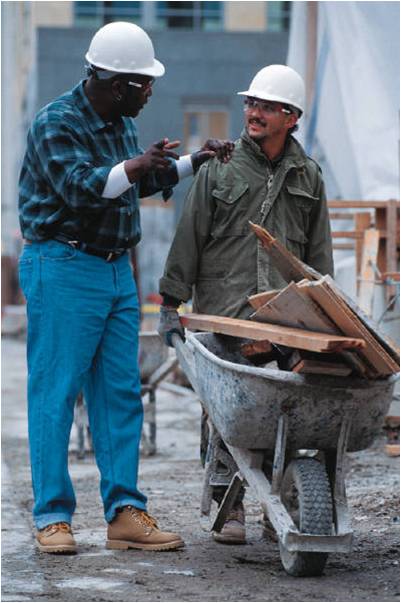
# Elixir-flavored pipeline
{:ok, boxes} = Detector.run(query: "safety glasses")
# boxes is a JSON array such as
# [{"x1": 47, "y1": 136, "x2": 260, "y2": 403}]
[{"x1": 243, "y1": 97, "x2": 292, "y2": 115}]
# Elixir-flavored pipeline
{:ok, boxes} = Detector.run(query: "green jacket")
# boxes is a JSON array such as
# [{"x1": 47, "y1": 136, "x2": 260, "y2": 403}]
[{"x1": 160, "y1": 130, "x2": 334, "y2": 319}]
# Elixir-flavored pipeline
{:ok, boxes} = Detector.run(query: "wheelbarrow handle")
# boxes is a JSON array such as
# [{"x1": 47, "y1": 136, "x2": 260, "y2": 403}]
[{"x1": 171, "y1": 333, "x2": 198, "y2": 391}]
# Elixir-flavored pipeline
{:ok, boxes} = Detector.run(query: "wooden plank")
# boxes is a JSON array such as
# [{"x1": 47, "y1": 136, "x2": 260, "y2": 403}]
[
  {"x1": 249, "y1": 222, "x2": 320, "y2": 282},
  {"x1": 357, "y1": 228, "x2": 380, "y2": 317},
  {"x1": 240, "y1": 340, "x2": 273, "y2": 357},
  {"x1": 355, "y1": 212, "x2": 372, "y2": 277},
  {"x1": 329, "y1": 212, "x2": 355, "y2": 220},
  {"x1": 328, "y1": 200, "x2": 400, "y2": 209},
  {"x1": 248, "y1": 289, "x2": 281, "y2": 310},
  {"x1": 251, "y1": 281, "x2": 340, "y2": 335},
  {"x1": 301, "y1": 278, "x2": 399, "y2": 376},
  {"x1": 180, "y1": 313, "x2": 366, "y2": 353},
  {"x1": 333, "y1": 243, "x2": 355, "y2": 250},
  {"x1": 324, "y1": 274, "x2": 400, "y2": 364},
  {"x1": 384, "y1": 200, "x2": 399, "y2": 301},
  {"x1": 292, "y1": 359, "x2": 353, "y2": 377}
]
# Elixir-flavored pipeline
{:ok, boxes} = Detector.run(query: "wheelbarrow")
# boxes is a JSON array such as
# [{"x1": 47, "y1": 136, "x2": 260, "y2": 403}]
[
  {"x1": 74, "y1": 331, "x2": 178, "y2": 458},
  {"x1": 172, "y1": 331, "x2": 397, "y2": 577}
]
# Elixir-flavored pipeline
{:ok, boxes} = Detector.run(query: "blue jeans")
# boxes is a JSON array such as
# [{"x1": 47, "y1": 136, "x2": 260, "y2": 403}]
[{"x1": 18, "y1": 240, "x2": 147, "y2": 529}]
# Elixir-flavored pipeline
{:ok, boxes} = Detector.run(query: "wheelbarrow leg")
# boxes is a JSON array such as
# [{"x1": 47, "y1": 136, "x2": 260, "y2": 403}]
[
  {"x1": 200, "y1": 420, "x2": 239, "y2": 530},
  {"x1": 333, "y1": 413, "x2": 353, "y2": 536},
  {"x1": 212, "y1": 472, "x2": 246, "y2": 533}
]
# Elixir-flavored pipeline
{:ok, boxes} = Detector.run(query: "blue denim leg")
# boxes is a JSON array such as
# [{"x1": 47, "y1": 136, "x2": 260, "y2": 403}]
[
  {"x1": 83, "y1": 255, "x2": 147, "y2": 522},
  {"x1": 18, "y1": 241, "x2": 146, "y2": 529}
]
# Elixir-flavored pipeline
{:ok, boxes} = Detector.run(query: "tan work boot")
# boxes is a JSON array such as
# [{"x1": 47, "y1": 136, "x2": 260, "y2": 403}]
[
  {"x1": 213, "y1": 503, "x2": 246, "y2": 544},
  {"x1": 36, "y1": 522, "x2": 77, "y2": 554},
  {"x1": 106, "y1": 506, "x2": 184, "y2": 551}
]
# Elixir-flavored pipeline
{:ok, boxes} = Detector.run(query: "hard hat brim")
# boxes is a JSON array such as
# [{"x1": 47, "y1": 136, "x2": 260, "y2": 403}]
[
  {"x1": 237, "y1": 89, "x2": 303, "y2": 114},
  {"x1": 85, "y1": 54, "x2": 165, "y2": 78}
]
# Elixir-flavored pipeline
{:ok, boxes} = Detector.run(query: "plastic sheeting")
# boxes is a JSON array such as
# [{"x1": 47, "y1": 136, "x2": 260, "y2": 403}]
[{"x1": 287, "y1": 1, "x2": 400, "y2": 201}]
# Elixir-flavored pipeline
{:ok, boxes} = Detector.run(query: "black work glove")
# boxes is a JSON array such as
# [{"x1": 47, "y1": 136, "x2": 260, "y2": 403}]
[
  {"x1": 157, "y1": 306, "x2": 185, "y2": 347},
  {"x1": 191, "y1": 139, "x2": 235, "y2": 171}
]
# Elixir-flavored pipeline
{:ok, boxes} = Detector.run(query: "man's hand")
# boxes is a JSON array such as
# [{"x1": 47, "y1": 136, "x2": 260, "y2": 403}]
[
  {"x1": 191, "y1": 139, "x2": 235, "y2": 171},
  {"x1": 157, "y1": 306, "x2": 185, "y2": 347},
  {"x1": 125, "y1": 138, "x2": 180, "y2": 182}
]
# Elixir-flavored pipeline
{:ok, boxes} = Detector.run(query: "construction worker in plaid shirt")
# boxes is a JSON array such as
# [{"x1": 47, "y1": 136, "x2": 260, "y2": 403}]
[{"x1": 18, "y1": 21, "x2": 233, "y2": 555}]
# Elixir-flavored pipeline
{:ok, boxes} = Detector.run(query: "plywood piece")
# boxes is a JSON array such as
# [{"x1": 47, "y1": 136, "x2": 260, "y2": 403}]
[
  {"x1": 358, "y1": 228, "x2": 380, "y2": 317},
  {"x1": 302, "y1": 277, "x2": 399, "y2": 376},
  {"x1": 180, "y1": 313, "x2": 366, "y2": 353},
  {"x1": 324, "y1": 275, "x2": 400, "y2": 364},
  {"x1": 249, "y1": 222, "x2": 321, "y2": 282},
  {"x1": 292, "y1": 359, "x2": 352, "y2": 377},
  {"x1": 248, "y1": 290, "x2": 281, "y2": 310},
  {"x1": 251, "y1": 282, "x2": 340, "y2": 335}
]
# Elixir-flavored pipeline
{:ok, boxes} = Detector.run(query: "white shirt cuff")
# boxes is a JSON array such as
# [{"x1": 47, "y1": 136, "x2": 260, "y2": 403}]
[
  {"x1": 175, "y1": 155, "x2": 194, "y2": 180},
  {"x1": 102, "y1": 161, "x2": 132, "y2": 198}
]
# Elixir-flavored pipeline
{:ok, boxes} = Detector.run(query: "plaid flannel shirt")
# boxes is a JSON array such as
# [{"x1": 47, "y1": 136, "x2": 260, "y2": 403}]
[{"x1": 19, "y1": 80, "x2": 176, "y2": 251}]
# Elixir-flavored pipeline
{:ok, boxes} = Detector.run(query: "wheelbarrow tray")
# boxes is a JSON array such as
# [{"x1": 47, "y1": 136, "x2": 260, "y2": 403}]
[{"x1": 183, "y1": 333, "x2": 397, "y2": 452}]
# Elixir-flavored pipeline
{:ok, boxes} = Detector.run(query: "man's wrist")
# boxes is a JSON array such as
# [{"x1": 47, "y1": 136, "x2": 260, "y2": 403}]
[{"x1": 161, "y1": 293, "x2": 181, "y2": 308}]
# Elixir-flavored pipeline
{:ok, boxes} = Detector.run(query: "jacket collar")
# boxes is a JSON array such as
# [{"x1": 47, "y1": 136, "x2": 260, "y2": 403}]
[
  {"x1": 72, "y1": 80, "x2": 125, "y2": 133},
  {"x1": 240, "y1": 128, "x2": 308, "y2": 170}
]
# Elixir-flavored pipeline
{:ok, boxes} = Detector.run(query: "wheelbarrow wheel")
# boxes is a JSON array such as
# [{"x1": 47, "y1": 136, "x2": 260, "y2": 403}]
[{"x1": 279, "y1": 458, "x2": 333, "y2": 577}]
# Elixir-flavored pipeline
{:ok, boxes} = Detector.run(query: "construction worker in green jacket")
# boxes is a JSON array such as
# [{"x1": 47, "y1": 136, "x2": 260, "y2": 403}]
[{"x1": 158, "y1": 65, "x2": 334, "y2": 544}]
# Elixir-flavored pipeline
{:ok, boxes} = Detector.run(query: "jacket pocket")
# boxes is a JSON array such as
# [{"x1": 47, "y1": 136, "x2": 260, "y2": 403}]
[
  {"x1": 287, "y1": 185, "x2": 318, "y2": 208},
  {"x1": 211, "y1": 182, "x2": 249, "y2": 237},
  {"x1": 286, "y1": 223, "x2": 308, "y2": 260}
]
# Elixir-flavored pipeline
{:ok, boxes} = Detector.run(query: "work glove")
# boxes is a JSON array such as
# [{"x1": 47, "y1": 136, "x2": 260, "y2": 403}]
[
  {"x1": 158, "y1": 305, "x2": 185, "y2": 348},
  {"x1": 191, "y1": 139, "x2": 235, "y2": 171}
]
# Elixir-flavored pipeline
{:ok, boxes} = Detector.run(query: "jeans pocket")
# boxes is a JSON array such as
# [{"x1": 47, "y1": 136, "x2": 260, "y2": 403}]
[{"x1": 40, "y1": 241, "x2": 77, "y2": 261}]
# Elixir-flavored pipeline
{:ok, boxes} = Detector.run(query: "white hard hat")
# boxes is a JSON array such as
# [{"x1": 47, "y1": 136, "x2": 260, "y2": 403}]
[
  {"x1": 85, "y1": 21, "x2": 165, "y2": 77},
  {"x1": 238, "y1": 65, "x2": 305, "y2": 114}
]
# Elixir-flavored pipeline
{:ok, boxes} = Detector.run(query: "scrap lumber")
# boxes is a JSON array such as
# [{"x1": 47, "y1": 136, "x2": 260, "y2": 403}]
[
  {"x1": 292, "y1": 359, "x2": 352, "y2": 377},
  {"x1": 324, "y1": 275, "x2": 400, "y2": 364},
  {"x1": 180, "y1": 314, "x2": 366, "y2": 354},
  {"x1": 251, "y1": 281, "x2": 340, "y2": 334},
  {"x1": 248, "y1": 289, "x2": 281, "y2": 310},
  {"x1": 240, "y1": 340, "x2": 276, "y2": 365},
  {"x1": 249, "y1": 222, "x2": 321, "y2": 282},
  {"x1": 299, "y1": 277, "x2": 399, "y2": 376},
  {"x1": 358, "y1": 228, "x2": 380, "y2": 317},
  {"x1": 240, "y1": 340, "x2": 273, "y2": 357},
  {"x1": 284, "y1": 350, "x2": 353, "y2": 377}
]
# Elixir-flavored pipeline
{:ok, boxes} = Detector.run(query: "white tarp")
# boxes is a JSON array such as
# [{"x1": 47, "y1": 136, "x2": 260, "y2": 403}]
[{"x1": 287, "y1": 1, "x2": 400, "y2": 201}]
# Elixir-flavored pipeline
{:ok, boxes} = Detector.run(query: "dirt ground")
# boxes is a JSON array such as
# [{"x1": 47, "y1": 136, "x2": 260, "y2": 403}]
[{"x1": 2, "y1": 336, "x2": 400, "y2": 603}]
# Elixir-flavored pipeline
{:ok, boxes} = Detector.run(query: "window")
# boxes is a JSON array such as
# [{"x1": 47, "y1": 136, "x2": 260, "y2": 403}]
[
  {"x1": 183, "y1": 105, "x2": 229, "y2": 154},
  {"x1": 156, "y1": 1, "x2": 222, "y2": 30},
  {"x1": 74, "y1": 1, "x2": 142, "y2": 27},
  {"x1": 267, "y1": 1, "x2": 292, "y2": 32}
]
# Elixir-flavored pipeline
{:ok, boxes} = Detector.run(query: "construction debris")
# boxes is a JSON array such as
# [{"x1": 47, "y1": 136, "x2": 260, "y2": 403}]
[
  {"x1": 249, "y1": 224, "x2": 400, "y2": 380},
  {"x1": 181, "y1": 224, "x2": 399, "y2": 381}
]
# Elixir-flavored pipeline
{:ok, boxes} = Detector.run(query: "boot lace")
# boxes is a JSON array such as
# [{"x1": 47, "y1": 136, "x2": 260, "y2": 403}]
[
  {"x1": 127, "y1": 506, "x2": 158, "y2": 530},
  {"x1": 42, "y1": 522, "x2": 71, "y2": 535}
]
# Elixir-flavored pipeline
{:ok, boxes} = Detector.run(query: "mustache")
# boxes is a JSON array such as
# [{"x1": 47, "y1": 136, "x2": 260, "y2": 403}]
[{"x1": 248, "y1": 117, "x2": 266, "y2": 127}]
